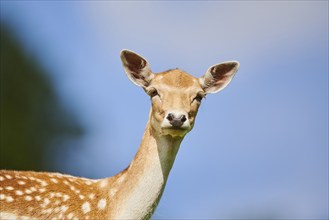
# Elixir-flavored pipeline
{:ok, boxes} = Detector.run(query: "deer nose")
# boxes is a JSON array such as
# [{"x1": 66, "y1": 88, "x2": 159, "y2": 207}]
[{"x1": 166, "y1": 113, "x2": 187, "y2": 128}]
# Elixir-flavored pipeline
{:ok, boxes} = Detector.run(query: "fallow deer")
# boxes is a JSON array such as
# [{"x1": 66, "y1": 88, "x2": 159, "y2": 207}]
[{"x1": 0, "y1": 50, "x2": 240, "y2": 219}]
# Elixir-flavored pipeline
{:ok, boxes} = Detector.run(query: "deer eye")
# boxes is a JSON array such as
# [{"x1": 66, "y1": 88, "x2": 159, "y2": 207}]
[
  {"x1": 147, "y1": 88, "x2": 159, "y2": 98},
  {"x1": 193, "y1": 93, "x2": 205, "y2": 103}
]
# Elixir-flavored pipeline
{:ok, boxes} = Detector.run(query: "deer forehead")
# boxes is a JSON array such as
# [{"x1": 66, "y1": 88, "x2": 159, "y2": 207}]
[{"x1": 152, "y1": 69, "x2": 201, "y2": 92}]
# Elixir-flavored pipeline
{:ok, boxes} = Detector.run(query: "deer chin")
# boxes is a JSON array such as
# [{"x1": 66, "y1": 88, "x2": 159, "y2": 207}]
[{"x1": 160, "y1": 126, "x2": 190, "y2": 138}]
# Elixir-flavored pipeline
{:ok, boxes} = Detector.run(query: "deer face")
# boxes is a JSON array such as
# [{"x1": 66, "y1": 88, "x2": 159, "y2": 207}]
[
  {"x1": 120, "y1": 50, "x2": 239, "y2": 138},
  {"x1": 145, "y1": 69, "x2": 204, "y2": 137}
]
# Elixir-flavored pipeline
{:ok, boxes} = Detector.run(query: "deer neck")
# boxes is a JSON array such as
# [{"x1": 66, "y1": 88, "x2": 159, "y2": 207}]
[{"x1": 111, "y1": 115, "x2": 183, "y2": 219}]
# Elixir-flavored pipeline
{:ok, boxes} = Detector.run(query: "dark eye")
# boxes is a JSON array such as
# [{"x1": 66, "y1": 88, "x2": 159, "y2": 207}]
[
  {"x1": 193, "y1": 93, "x2": 204, "y2": 103},
  {"x1": 148, "y1": 88, "x2": 159, "y2": 98}
]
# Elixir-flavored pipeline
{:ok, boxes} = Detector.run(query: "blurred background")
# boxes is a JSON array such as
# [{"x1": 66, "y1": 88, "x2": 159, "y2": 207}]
[{"x1": 0, "y1": 1, "x2": 328, "y2": 219}]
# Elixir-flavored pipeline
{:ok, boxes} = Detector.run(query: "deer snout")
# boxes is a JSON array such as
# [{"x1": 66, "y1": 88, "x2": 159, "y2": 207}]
[{"x1": 166, "y1": 112, "x2": 187, "y2": 128}]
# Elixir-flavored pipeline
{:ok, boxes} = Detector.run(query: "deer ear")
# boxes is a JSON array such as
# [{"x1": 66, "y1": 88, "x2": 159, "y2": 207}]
[
  {"x1": 120, "y1": 50, "x2": 154, "y2": 87},
  {"x1": 199, "y1": 61, "x2": 240, "y2": 94}
]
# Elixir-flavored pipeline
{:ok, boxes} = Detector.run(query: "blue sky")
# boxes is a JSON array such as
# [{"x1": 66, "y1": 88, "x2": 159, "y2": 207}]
[{"x1": 1, "y1": 1, "x2": 328, "y2": 219}]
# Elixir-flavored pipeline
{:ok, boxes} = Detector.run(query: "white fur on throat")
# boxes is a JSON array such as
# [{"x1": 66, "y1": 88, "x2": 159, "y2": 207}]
[{"x1": 113, "y1": 124, "x2": 181, "y2": 219}]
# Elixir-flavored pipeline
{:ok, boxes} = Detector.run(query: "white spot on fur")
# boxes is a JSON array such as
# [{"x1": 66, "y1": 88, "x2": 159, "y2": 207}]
[
  {"x1": 61, "y1": 205, "x2": 68, "y2": 213},
  {"x1": 0, "y1": 212, "x2": 19, "y2": 219},
  {"x1": 16, "y1": 190, "x2": 23, "y2": 195},
  {"x1": 55, "y1": 200, "x2": 61, "y2": 205},
  {"x1": 35, "y1": 195, "x2": 42, "y2": 201},
  {"x1": 42, "y1": 208, "x2": 53, "y2": 214},
  {"x1": 79, "y1": 195, "x2": 84, "y2": 199},
  {"x1": 55, "y1": 192, "x2": 63, "y2": 197},
  {"x1": 18, "y1": 181, "x2": 26, "y2": 185},
  {"x1": 36, "y1": 179, "x2": 47, "y2": 186},
  {"x1": 109, "y1": 188, "x2": 118, "y2": 197},
  {"x1": 39, "y1": 188, "x2": 46, "y2": 193},
  {"x1": 5, "y1": 175, "x2": 12, "y2": 179},
  {"x1": 0, "y1": 176, "x2": 4, "y2": 181},
  {"x1": 117, "y1": 174, "x2": 126, "y2": 184},
  {"x1": 41, "y1": 181, "x2": 48, "y2": 187},
  {"x1": 50, "y1": 178, "x2": 58, "y2": 183},
  {"x1": 67, "y1": 213, "x2": 74, "y2": 219},
  {"x1": 97, "y1": 198, "x2": 107, "y2": 209},
  {"x1": 6, "y1": 196, "x2": 14, "y2": 202},
  {"x1": 88, "y1": 193, "x2": 95, "y2": 199},
  {"x1": 82, "y1": 201, "x2": 91, "y2": 214},
  {"x1": 25, "y1": 196, "x2": 32, "y2": 201},
  {"x1": 63, "y1": 194, "x2": 70, "y2": 201},
  {"x1": 30, "y1": 187, "x2": 37, "y2": 192},
  {"x1": 44, "y1": 198, "x2": 50, "y2": 205},
  {"x1": 85, "y1": 181, "x2": 92, "y2": 185},
  {"x1": 99, "y1": 179, "x2": 108, "y2": 188},
  {"x1": 25, "y1": 189, "x2": 32, "y2": 194},
  {"x1": 5, "y1": 186, "x2": 14, "y2": 191},
  {"x1": 0, "y1": 194, "x2": 5, "y2": 200}
]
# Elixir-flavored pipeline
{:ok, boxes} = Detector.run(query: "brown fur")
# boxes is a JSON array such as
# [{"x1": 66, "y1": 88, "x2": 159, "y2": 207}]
[
  {"x1": 154, "y1": 69, "x2": 197, "y2": 88},
  {"x1": 0, "y1": 170, "x2": 119, "y2": 219}
]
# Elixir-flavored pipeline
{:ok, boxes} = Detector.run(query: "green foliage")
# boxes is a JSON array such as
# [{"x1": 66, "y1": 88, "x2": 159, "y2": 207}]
[{"x1": 0, "y1": 25, "x2": 83, "y2": 171}]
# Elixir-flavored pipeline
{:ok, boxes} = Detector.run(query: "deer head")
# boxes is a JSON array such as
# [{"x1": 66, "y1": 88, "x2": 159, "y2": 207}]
[{"x1": 120, "y1": 50, "x2": 239, "y2": 138}]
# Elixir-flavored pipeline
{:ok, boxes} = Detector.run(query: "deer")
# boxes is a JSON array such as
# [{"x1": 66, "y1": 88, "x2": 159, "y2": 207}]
[{"x1": 0, "y1": 50, "x2": 240, "y2": 220}]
